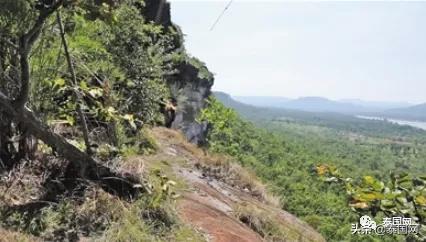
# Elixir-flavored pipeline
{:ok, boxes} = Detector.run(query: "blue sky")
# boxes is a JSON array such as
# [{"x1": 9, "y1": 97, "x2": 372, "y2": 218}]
[{"x1": 169, "y1": 1, "x2": 426, "y2": 103}]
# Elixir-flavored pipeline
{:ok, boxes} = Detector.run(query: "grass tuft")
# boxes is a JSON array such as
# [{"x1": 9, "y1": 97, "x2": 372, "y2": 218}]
[{"x1": 235, "y1": 203, "x2": 302, "y2": 242}]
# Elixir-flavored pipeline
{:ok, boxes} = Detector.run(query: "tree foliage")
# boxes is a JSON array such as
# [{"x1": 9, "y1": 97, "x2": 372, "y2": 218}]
[{"x1": 317, "y1": 166, "x2": 426, "y2": 240}]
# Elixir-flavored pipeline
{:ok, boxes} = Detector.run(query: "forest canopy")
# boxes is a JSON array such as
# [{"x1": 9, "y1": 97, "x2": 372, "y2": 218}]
[{"x1": 201, "y1": 97, "x2": 426, "y2": 241}]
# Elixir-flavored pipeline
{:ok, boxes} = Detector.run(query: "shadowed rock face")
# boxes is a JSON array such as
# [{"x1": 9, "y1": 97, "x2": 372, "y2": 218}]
[
  {"x1": 143, "y1": 0, "x2": 172, "y2": 27},
  {"x1": 143, "y1": 1, "x2": 215, "y2": 145},
  {"x1": 169, "y1": 62, "x2": 214, "y2": 145}
]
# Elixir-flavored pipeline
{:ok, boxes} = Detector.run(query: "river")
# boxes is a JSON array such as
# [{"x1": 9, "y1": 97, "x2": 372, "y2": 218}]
[{"x1": 356, "y1": 115, "x2": 426, "y2": 131}]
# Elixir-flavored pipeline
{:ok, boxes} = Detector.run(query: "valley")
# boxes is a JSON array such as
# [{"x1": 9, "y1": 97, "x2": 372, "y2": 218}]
[{"x1": 209, "y1": 92, "x2": 426, "y2": 241}]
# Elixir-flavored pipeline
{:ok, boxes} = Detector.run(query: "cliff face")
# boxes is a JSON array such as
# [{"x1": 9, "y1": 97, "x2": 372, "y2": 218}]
[
  {"x1": 168, "y1": 60, "x2": 214, "y2": 145},
  {"x1": 144, "y1": 0, "x2": 215, "y2": 145},
  {"x1": 142, "y1": 0, "x2": 172, "y2": 27}
]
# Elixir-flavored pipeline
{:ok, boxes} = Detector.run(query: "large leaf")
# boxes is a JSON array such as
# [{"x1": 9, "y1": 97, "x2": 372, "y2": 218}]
[
  {"x1": 354, "y1": 191, "x2": 384, "y2": 202},
  {"x1": 54, "y1": 78, "x2": 66, "y2": 87},
  {"x1": 363, "y1": 176, "x2": 384, "y2": 191},
  {"x1": 415, "y1": 195, "x2": 426, "y2": 206}
]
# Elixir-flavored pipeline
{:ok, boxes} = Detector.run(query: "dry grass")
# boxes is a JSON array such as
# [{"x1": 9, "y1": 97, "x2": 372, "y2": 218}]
[
  {"x1": 149, "y1": 127, "x2": 205, "y2": 159},
  {"x1": 117, "y1": 156, "x2": 146, "y2": 179},
  {"x1": 76, "y1": 187, "x2": 128, "y2": 229},
  {"x1": 0, "y1": 128, "x2": 206, "y2": 242},
  {"x1": 195, "y1": 159, "x2": 280, "y2": 207},
  {"x1": 150, "y1": 127, "x2": 281, "y2": 207},
  {"x1": 0, "y1": 158, "x2": 68, "y2": 206},
  {"x1": 0, "y1": 228, "x2": 40, "y2": 242},
  {"x1": 235, "y1": 203, "x2": 302, "y2": 242},
  {"x1": 191, "y1": 149, "x2": 281, "y2": 207}
]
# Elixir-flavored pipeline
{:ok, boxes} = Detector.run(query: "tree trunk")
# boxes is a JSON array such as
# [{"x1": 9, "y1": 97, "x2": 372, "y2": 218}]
[
  {"x1": 0, "y1": 92, "x2": 141, "y2": 198},
  {"x1": 0, "y1": 114, "x2": 13, "y2": 168},
  {"x1": 56, "y1": 11, "x2": 92, "y2": 155},
  {"x1": 0, "y1": 1, "x2": 141, "y2": 198}
]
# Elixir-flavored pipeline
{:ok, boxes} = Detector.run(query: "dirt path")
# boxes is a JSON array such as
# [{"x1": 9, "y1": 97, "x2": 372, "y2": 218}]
[{"x1": 143, "y1": 128, "x2": 325, "y2": 242}]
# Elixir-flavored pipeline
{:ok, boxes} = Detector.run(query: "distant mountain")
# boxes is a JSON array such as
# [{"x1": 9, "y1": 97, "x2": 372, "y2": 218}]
[
  {"x1": 220, "y1": 92, "x2": 425, "y2": 119},
  {"x1": 339, "y1": 99, "x2": 412, "y2": 110},
  {"x1": 283, "y1": 97, "x2": 366, "y2": 113},
  {"x1": 382, "y1": 103, "x2": 426, "y2": 121},
  {"x1": 233, "y1": 96, "x2": 291, "y2": 108},
  {"x1": 213, "y1": 92, "x2": 360, "y2": 122},
  {"x1": 214, "y1": 91, "x2": 426, "y2": 136},
  {"x1": 213, "y1": 92, "x2": 279, "y2": 121},
  {"x1": 214, "y1": 92, "x2": 252, "y2": 111},
  {"x1": 214, "y1": 92, "x2": 310, "y2": 122},
  {"x1": 231, "y1": 95, "x2": 372, "y2": 113}
]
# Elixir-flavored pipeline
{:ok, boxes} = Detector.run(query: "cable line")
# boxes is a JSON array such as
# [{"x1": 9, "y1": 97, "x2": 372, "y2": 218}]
[{"x1": 210, "y1": 0, "x2": 234, "y2": 31}]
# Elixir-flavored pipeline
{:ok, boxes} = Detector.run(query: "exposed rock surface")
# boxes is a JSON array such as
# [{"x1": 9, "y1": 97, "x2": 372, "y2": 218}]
[
  {"x1": 143, "y1": 0, "x2": 172, "y2": 26},
  {"x1": 141, "y1": 128, "x2": 326, "y2": 242},
  {"x1": 169, "y1": 61, "x2": 213, "y2": 145}
]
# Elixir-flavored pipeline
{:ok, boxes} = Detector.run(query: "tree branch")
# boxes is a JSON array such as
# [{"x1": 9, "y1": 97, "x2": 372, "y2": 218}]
[
  {"x1": 0, "y1": 90, "x2": 15, "y2": 115},
  {"x1": 14, "y1": 0, "x2": 64, "y2": 109},
  {"x1": 25, "y1": 0, "x2": 65, "y2": 54},
  {"x1": 0, "y1": 36, "x2": 18, "y2": 50},
  {"x1": 56, "y1": 10, "x2": 92, "y2": 155}
]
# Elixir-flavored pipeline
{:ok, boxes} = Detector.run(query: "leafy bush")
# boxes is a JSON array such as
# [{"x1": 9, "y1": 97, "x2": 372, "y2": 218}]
[
  {"x1": 107, "y1": 4, "x2": 176, "y2": 125},
  {"x1": 317, "y1": 167, "x2": 426, "y2": 240}
]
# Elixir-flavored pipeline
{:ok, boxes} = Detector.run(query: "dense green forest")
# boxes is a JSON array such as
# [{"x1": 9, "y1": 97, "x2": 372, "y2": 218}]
[{"x1": 201, "y1": 96, "x2": 426, "y2": 241}]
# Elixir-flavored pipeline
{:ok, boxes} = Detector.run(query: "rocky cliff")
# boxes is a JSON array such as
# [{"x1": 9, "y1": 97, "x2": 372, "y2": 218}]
[
  {"x1": 168, "y1": 59, "x2": 214, "y2": 145},
  {"x1": 144, "y1": 0, "x2": 215, "y2": 145},
  {"x1": 142, "y1": 0, "x2": 172, "y2": 27}
]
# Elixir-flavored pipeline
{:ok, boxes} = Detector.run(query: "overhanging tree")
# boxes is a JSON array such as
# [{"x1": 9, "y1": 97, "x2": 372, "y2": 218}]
[{"x1": 0, "y1": 0, "x2": 140, "y2": 198}]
